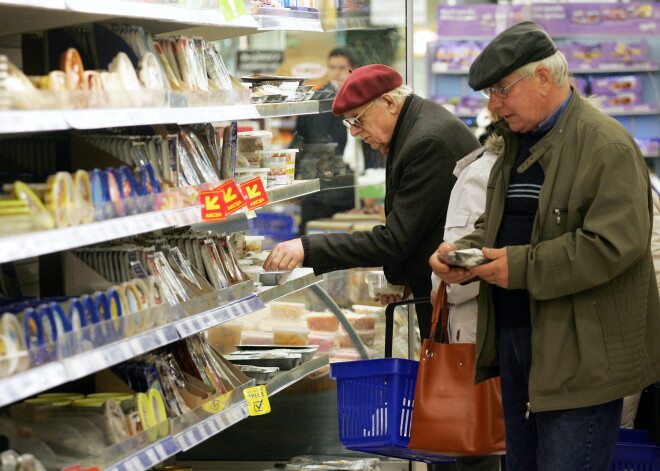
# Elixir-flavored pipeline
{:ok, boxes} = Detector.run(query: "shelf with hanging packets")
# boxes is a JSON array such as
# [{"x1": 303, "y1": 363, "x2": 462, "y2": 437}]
[{"x1": 0, "y1": 0, "x2": 258, "y2": 38}]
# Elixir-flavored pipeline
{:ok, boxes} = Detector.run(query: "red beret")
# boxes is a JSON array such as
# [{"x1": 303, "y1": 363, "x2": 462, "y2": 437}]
[{"x1": 331, "y1": 64, "x2": 403, "y2": 116}]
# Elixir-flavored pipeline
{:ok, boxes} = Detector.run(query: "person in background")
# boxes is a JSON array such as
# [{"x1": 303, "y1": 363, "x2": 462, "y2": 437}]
[
  {"x1": 430, "y1": 139, "x2": 501, "y2": 471},
  {"x1": 265, "y1": 64, "x2": 480, "y2": 339},
  {"x1": 621, "y1": 184, "x2": 660, "y2": 429},
  {"x1": 430, "y1": 21, "x2": 660, "y2": 470},
  {"x1": 291, "y1": 47, "x2": 383, "y2": 234}
]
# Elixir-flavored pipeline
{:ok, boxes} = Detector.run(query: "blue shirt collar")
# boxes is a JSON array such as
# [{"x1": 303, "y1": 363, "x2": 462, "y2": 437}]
[{"x1": 535, "y1": 89, "x2": 572, "y2": 134}]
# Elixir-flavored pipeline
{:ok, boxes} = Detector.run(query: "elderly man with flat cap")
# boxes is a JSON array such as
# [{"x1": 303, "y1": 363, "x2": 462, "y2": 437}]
[
  {"x1": 431, "y1": 21, "x2": 660, "y2": 470},
  {"x1": 264, "y1": 64, "x2": 479, "y2": 341}
]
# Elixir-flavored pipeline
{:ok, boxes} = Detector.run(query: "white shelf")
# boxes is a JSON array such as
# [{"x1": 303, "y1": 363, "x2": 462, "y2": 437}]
[
  {"x1": 105, "y1": 437, "x2": 181, "y2": 471},
  {"x1": 66, "y1": 356, "x2": 328, "y2": 471},
  {"x1": 174, "y1": 355, "x2": 329, "y2": 452},
  {"x1": 0, "y1": 99, "x2": 340, "y2": 134},
  {"x1": 0, "y1": 283, "x2": 262, "y2": 407},
  {"x1": 0, "y1": 361, "x2": 68, "y2": 409},
  {"x1": 0, "y1": 206, "x2": 200, "y2": 264},
  {"x1": 0, "y1": 179, "x2": 321, "y2": 264},
  {"x1": 257, "y1": 268, "x2": 321, "y2": 304}
]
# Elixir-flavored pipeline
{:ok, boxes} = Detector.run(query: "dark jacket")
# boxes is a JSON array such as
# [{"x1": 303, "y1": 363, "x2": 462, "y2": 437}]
[
  {"x1": 301, "y1": 94, "x2": 480, "y2": 297},
  {"x1": 455, "y1": 91, "x2": 660, "y2": 411}
]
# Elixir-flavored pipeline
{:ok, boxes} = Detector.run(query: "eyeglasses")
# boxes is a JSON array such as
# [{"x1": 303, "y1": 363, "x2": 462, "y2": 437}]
[
  {"x1": 480, "y1": 76, "x2": 525, "y2": 99},
  {"x1": 343, "y1": 100, "x2": 376, "y2": 129}
]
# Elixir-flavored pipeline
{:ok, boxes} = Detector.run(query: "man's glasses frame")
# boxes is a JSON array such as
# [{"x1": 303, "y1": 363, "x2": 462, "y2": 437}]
[
  {"x1": 343, "y1": 100, "x2": 377, "y2": 129},
  {"x1": 480, "y1": 75, "x2": 525, "y2": 99}
]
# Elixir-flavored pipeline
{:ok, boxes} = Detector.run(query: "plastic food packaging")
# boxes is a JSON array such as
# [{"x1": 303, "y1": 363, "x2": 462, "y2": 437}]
[
  {"x1": 436, "y1": 248, "x2": 490, "y2": 269},
  {"x1": 273, "y1": 324, "x2": 309, "y2": 346},
  {"x1": 240, "y1": 330, "x2": 274, "y2": 345},
  {"x1": 244, "y1": 235, "x2": 265, "y2": 252},
  {"x1": 364, "y1": 271, "x2": 405, "y2": 298},
  {"x1": 257, "y1": 149, "x2": 298, "y2": 184},
  {"x1": 269, "y1": 302, "x2": 306, "y2": 320},
  {"x1": 237, "y1": 130, "x2": 272, "y2": 164},
  {"x1": 238, "y1": 364, "x2": 279, "y2": 384},
  {"x1": 235, "y1": 167, "x2": 270, "y2": 188},
  {"x1": 308, "y1": 330, "x2": 337, "y2": 354},
  {"x1": 346, "y1": 313, "x2": 377, "y2": 331},
  {"x1": 339, "y1": 328, "x2": 376, "y2": 348},
  {"x1": 304, "y1": 312, "x2": 339, "y2": 332}
]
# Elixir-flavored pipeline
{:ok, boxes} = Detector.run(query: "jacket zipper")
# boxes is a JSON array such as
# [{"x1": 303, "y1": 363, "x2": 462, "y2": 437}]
[
  {"x1": 554, "y1": 208, "x2": 561, "y2": 225},
  {"x1": 525, "y1": 402, "x2": 531, "y2": 419}
]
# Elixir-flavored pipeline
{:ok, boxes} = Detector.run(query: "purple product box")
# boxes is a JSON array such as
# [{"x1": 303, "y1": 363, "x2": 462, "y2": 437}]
[
  {"x1": 590, "y1": 75, "x2": 642, "y2": 95},
  {"x1": 601, "y1": 41, "x2": 649, "y2": 64},
  {"x1": 593, "y1": 90, "x2": 643, "y2": 108},
  {"x1": 560, "y1": 42, "x2": 603, "y2": 68}
]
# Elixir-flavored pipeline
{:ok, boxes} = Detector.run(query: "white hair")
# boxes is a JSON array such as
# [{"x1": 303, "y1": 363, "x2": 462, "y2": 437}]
[
  {"x1": 516, "y1": 50, "x2": 570, "y2": 87},
  {"x1": 380, "y1": 84, "x2": 413, "y2": 105}
]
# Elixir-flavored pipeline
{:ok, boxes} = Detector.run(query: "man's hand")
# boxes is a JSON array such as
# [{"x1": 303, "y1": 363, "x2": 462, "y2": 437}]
[
  {"x1": 263, "y1": 239, "x2": 304, "y2": 271},
  {"x1": 374, "y1": 286, "x2": 411, "y2": 306},
  {"x1": 471, "y1": 247, "x2": 508, "y2": 288},
  {"x1": 429, "y1": 242, "x2": 476, "y2": 285}
]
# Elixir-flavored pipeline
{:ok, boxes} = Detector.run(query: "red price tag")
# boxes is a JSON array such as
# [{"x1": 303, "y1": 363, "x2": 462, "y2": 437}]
[
  {"x1": 240, "y1": 177, "x2": 269, "y2": 210},
  {"x1": 200, "y1": 189, "x2": 226, "y2": 221},
  {"x1": 215, "y1": 179, "x2": 247, "y2": 216}
]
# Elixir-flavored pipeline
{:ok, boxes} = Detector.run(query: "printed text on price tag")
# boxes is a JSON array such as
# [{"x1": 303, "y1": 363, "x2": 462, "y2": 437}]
[
  {"x1": 240, "y1": 177, "x2": 269, "y2": 210},
  {"x1": 243, "y1": 385, "x2": 271, "y2": 416}
]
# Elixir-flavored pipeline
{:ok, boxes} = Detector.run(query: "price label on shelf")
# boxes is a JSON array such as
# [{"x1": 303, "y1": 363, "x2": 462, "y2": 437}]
[
  {"x1": 219, "y1": 0, "x2": 246, "y2": 21},
  {"x1": 240, "y1": 177, "x2": 269, "y2": 211},
  {"x1": 243, "y1": 385, "x2": 271, "y2": 416},
  {"x1": 200, "y1": 188, "x2": 226, "y2": 222},
  {"x1": 215, "y1": 179, "x2": 247, "y2": 216}
]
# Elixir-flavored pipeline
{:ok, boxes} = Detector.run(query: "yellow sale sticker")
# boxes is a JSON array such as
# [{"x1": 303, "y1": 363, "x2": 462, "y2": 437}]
[{"x1": 243, "y1": 385, "x2": 271, "y2": 416}]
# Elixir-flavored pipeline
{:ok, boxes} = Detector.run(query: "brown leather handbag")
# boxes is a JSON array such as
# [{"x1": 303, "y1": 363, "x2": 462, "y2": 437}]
[{"x1": 407, "y1": 282, "x2": 506, "y2": 456}]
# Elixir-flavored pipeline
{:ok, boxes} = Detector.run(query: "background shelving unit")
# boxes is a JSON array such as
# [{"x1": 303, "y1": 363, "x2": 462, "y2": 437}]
[{"x1": 427, "y1": 3, "x2": 660, "y2": 164}]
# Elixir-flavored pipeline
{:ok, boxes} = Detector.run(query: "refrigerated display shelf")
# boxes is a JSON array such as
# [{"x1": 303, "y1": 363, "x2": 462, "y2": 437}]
[{"x1": 0, "y1": 179, "x2": 320, "y2": 264}]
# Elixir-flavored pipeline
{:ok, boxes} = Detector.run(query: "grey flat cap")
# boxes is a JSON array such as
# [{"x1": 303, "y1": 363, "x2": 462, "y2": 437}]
[{"x1": 468, "y1": 21, "x2": 558, "y2": 91}]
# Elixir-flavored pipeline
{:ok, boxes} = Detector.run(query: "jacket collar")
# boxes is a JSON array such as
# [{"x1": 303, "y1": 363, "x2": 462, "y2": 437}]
[
  {"x1": 388, "y1": 94, "x2": 418, "y2": 161},
  {"x1": 493, "y1": 87, "x2": 582, "y2": 172}
]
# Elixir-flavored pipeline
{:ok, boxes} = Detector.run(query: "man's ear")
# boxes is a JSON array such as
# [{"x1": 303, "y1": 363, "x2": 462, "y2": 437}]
[
  {"x1": 536, "y1": 66, "x2": 553, "y2": 95},
  {"x1": 382, "y1": 95, "x2": 398, "y2": 114}
]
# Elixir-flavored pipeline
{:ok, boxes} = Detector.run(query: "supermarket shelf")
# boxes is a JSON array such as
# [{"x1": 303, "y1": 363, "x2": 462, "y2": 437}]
[
  {"x1": 174, "y1": 291, "x2": 264, "y2": 337},
  {"x1": 257, "y1": 268, "x2": 322, "y2": 304},
  {"x1": 192, "y1": 179, "x2": 320, "y2": 233},
  {"x1": 0, "y1": 206, "x2": 200, "y2": 264},
  {"x1": 432, "y1": 62, "x2": 660, "y2": 75},
  {"x1": 0, "y1": 282, "x2": 264, "y2": 407},
  {"x1": 257, "y1": 7, "x2": 322, "y2": 32},
  {"x1": 0, "y1": 361, "x2": 68, "y2": 409},
  {"x1": 0, "y1": 178, "x2": 321, "y2": 264},
  {"x1": 0, "y1": 99, "x2": 337, "y2": 134},
  {"x1": 267, "y1": 178, "x2": 321, "y2": 203},
  {"x1": 0, "y1": 1, "x2": 260, "y2": 38},
  {"x1": 175, "y1": 355, "x2": 329, "y2": 451},
  {"x1": 644, "y1": 153, "x2": 660, "y2": 158},
  {"x1": 71, "y1": 356, "x2": 329, "y2": 471},
  {"x1": 603, "y1": 106, "x2": 660, "y2": 116},
  {"x1": 256, "y1": 100, "x2": 323, "y2": 119},
  {"x1": 105, "y1": 436, "x2": 181, "y2": 471}
]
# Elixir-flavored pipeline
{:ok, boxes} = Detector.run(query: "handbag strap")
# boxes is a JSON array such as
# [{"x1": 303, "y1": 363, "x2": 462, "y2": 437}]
[{"x1": 428, "y1": 282, "x2": 450, "y2": 345}]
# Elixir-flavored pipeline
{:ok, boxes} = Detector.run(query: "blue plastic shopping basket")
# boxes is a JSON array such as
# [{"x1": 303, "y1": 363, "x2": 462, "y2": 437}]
[
  {"x1": 609, "y1": 429, "x2": 660, "y2": 471},
  {"x1": 330, "y1": 298, "x2": 455, "y2": 463}
]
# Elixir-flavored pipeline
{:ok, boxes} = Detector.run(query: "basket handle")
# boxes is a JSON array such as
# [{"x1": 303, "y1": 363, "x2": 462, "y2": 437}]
[{"x1": 384, "y1": 297, "x2": 430, "y2": 359}]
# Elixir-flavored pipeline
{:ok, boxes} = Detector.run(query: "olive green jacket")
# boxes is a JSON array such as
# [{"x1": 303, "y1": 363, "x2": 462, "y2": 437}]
[{"x1": 455, "y1": 90, "x2": 660, "y2": 412}]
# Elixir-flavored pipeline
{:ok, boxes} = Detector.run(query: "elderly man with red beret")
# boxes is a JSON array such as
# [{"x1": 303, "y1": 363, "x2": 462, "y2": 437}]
[{"x1": 264, "y1": 64, "x2": 480, "y2": 341}]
